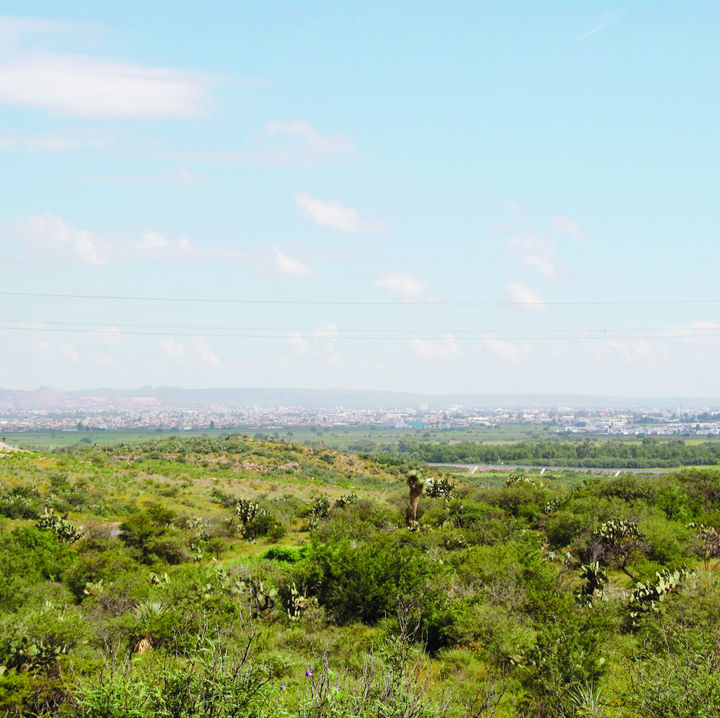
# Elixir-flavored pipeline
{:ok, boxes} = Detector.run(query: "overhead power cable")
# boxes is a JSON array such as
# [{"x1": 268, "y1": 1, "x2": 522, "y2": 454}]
[
  {"x1": 2, "y1": 290, "x2": 720, "y2": 308},
  {"x1": 0, "y1": 318, "x2": 711, "y2": 334},
  {"x1": 3, "y1": 325, "x2": 720, "y2": 342}
]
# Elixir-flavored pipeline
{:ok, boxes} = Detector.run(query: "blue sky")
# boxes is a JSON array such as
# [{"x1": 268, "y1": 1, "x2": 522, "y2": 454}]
[{"x1": 1, "y1": 2, "x2": 719, "y2": 396}]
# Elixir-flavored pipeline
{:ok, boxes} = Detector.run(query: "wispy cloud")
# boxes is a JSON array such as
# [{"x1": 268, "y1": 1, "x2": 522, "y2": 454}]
[
  {"x1": 552, "y1": 215, "x2": 584, "y2": 239},
  {"x1": 287, "y1": 332, "x2": 308, "y2": 354},
  {"x1": 159, "y1": 338, "x2": 186, "y2": 361},
  {"x1": 147, "y1": 121, "x2": 352, "y2": 168},
  {"x1": 193, "y1": 336, "x2": 222, "y2": 368},
  {"x1": 505, "y1": 235, "x2": 566, "y2": 280},
  {"x1": 482, "y1": 335, "x2": 525, "y2": 364},
  {"x1": 0, "y1": 52, "x2": 214, "y2": 119},
  {"x1": 133, "y1": 231, "x2": 245, "y2": 262},
  {"x1": 262, "y1": 120, "x2": 354, "y2": 165},
  {"x1": 22, "y1": 213, "x2": 109, "y2": 266},
  {"x1": 286, "y1": 325, "x2": 343, "y2": 366},
  {"x1": 60, "y1": 169, "x2": 209, "y2": 186},
  {"x1": 574, "y1": 13, "x2": 625, "y2": 43},
  {"x1": 0, "y1": 15, "x2": 95, "y2": 42},
  {"x1": 61, "y1": 343, "x2": 79, "y2": 363},
  {"x1": 273, "y1": 249, "x2": 314, "y2": 277},
  {"x1": 508, "y1": 282, "x2": 547, "y2": 310},
  {"x1": 375, "y1": 273, "x2": 430, "y2": 302},
  {"x1": 18, "y1": 213, "x2": 246, "y2": 266},
  {"x1": 0, "y1": 130, "x2": 111, "y2": 152},
  {"x1": 409, "y1": 334, "x2": 460, "y2": 361},
  {"x1": 295, "y1": 192, "x2": 383, "y2": 233}
]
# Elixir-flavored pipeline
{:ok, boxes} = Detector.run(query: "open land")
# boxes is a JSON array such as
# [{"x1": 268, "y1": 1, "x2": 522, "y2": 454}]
[{"x1": 0, "y1": 432, "x2": 718, "y2": 715}]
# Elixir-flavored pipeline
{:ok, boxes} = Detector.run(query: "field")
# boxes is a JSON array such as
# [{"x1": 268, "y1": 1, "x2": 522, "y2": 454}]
[
  {"x1": 1, "y1": 435, "x2": 719, "y2": 716},
  {"x1": 1, "y1": 424, "x2": 558, "y2": 453}
]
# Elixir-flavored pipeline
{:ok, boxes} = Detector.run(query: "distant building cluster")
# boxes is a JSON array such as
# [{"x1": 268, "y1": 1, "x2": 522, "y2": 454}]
[{"x1": 2, "y1": 404, "x2": 720, "y2": 437}]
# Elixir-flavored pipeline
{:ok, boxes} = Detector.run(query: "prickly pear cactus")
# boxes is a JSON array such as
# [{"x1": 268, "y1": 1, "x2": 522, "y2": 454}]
[
  {"x1": 234, "y1": 499, "x2": 266, "y2": 526},
  {"x1": 627, "y1": 567, "x2": 693, "y2": 628},
  {"x1": 35, "y1": 509, "x2": 83, "y2": 542},
  {"x1": 424, "y1": 476, "x2": 455, "y2": 498},
  {"x1": 335, "y1": 492, "x2": 358, "y2": 508},
  {"x1": 574, "y1": 561, "x2": 608, "y2": 606}
]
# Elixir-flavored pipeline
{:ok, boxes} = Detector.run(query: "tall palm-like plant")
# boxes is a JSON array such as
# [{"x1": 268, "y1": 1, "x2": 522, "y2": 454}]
[{"x1": 406, "y1": 469, "x2": 424, "y2": 523}]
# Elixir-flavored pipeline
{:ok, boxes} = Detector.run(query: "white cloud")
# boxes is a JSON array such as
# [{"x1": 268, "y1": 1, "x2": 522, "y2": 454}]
[
  {"x1": 375, "y1": 273, "x2": 429, "y2": 302},
  {"x1": 159, "y1": 338, "x2": 185, "y2": 361},
  {"x1": 61, "y1": 343, "x2": 79, "y2": 363},
  {"x1": 313, "y1": 324, "x2": 339, "y2": 341},
  {"x1": 94, "y1": 352, "x2": 113, "y2": 366},
  {"x1": 552, "y1": 215, "x2": 584, "y2": 238},
  {"x1": 133, "y1": 231, "x2": 244, "y2": 262},
  {"x1": 0, "y1": 131, "x2": 110, "y2": 152},
  {"x1": 667, "y1": 320, "x2": 720, "y2": 335},
  {"x1": 313, "y1": 324, "x2": 343, "y2": 367},
  {"x1": 22, "y1": 213, "x2": 109, "y2": 266},
  {"x1": 409, "y1": 334, "x2": 460, "y2": 361},
  {"x1": 603, "y1": 338, "x2": 656, "y2": 365},
  {"x1": 263, "y1": 120, "x2": 354, "y2": 164},
  {"x1": 0, "y1": 52, "x2": 212, "y2": 119},
  {"x1": 0, "y1": 15, "x2": 92, "y2": 41},
  {"x1": 193, "y1": 335, "x2": 222, "y2": 368},
  {"x1": 508, "y1": 282, "x2": 547, "y2": 310},
  {"x1": 99, "y1": 326, "x2": 123, "y2": 345},
  {"x1": 287, "y1": 325, "x2": 341, "y2": 365},
  {"x1": 574, "y1": 14, "x2": 624, "y2": 43},
  {"x1": 295, "y1": 192, "x2": 383, "y2": 233},
  {"x1": 482, "y1": 336, "x2": 523, "y2": 364},
  {"x1": 505, "y1": 235, "x2": 566, "y2": 280},
  {"x1": 61, "y1": 169, "x2": 209, "y2": 185},
  {"x1": 273, "y1": 249, "x2": 313, "y2": 277},
  {"x1": 19, "y1": 215, "x2": 246, "y2": 266},
  {"x1": 287, "y1": 332, "x2": 308, "y2": 354}
]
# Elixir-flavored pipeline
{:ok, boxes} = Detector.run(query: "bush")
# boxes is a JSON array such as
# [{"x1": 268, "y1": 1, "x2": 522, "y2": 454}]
[
  {"x1": 119, "y1": 506, "x2": 188, "y2": 563},
  {"x1": 0, "y1": 528, "x2": 74, "y2": 610},
  {"x1": 308, "y1": 537, "x2": 436, "y2": 624},
  {"x1": 35, "y1": 510, "x2": 83, "y2": 543},
  {"x1": 263, "y1": 546, "x2": 308, "y2": 563},
  {"x1": 544, "y1": 512, "x2": 585, "y2": 549},
  {"x1": 64, "y1": 545, "x2": 138, "y2": 602},
  {"x1": 243, "y1": 513, "x2": 286, "y2": 541}
]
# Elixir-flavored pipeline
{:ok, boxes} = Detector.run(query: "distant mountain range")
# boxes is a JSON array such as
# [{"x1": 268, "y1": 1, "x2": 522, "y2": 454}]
[{"x1": 0, "y1": 387, "x2": 718, "y2": 411}]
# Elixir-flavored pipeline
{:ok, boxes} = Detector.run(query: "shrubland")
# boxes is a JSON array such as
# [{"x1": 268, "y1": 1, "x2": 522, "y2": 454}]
[{"x1": 0, "y1": 435, "x2": 718, "y2": 716}]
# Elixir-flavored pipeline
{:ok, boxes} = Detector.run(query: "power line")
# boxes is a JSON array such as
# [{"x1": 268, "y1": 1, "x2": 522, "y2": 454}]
[
  {"x1": 3, "y1": 324, "x2": 720, "y2": 342},
  {"x1": 2, "y1": 289, "x2": 720, "y2": 307},
  {"x1": 0, "y1": 318, "x2": 708, "y2": 334}
]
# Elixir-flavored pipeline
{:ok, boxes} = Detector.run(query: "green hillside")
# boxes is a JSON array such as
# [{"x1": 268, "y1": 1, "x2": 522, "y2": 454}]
[{"x1": 1, "y1": 436, "x2": 719, "y2": 716}]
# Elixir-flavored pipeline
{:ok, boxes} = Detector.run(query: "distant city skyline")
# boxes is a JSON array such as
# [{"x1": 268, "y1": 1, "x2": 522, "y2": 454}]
[{"x1": 2, "y1": 3, "x2": 720, "y2": 396}]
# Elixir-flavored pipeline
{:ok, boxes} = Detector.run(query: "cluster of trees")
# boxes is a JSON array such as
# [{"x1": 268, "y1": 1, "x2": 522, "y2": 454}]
[
  {"x1": 397, "y1": 437, "x2": 720, "y2": 468},
  {"x1": 0, "y1": 437, "x2": 719, "y2": 715}
]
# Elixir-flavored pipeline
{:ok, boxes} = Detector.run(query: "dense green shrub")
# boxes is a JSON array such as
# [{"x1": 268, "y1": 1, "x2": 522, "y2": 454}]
[
  {"x1": 243, "y1": 513, "x2": 286, "y2": 540},
  {"x1": 308, "y1": 537, "x2": 436, "y2": 624},
  {"x1": 118, "y1": 505, "x2": 190, "y2": 564}
]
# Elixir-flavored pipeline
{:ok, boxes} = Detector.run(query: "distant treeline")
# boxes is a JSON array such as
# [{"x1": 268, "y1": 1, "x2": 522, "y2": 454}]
[{"x1": 389, "y1": 438, "x2": 720, "y2": 468}]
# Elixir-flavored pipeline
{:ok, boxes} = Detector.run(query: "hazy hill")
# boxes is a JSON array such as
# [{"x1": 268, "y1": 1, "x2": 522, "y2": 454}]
[{"x1": 0, "y1": 386, "x2": 718, "y2": 410}]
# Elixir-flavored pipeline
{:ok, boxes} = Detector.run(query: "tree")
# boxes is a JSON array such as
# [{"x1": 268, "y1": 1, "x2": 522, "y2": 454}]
[{"x1": 406, "y1": 470, "x2": 424, "y2": 523}]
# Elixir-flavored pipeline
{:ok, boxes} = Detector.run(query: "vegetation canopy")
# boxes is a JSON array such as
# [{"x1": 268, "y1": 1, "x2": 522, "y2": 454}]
[{"x1": 0, "y1": 434, "x2": 718, "y2": 716}]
